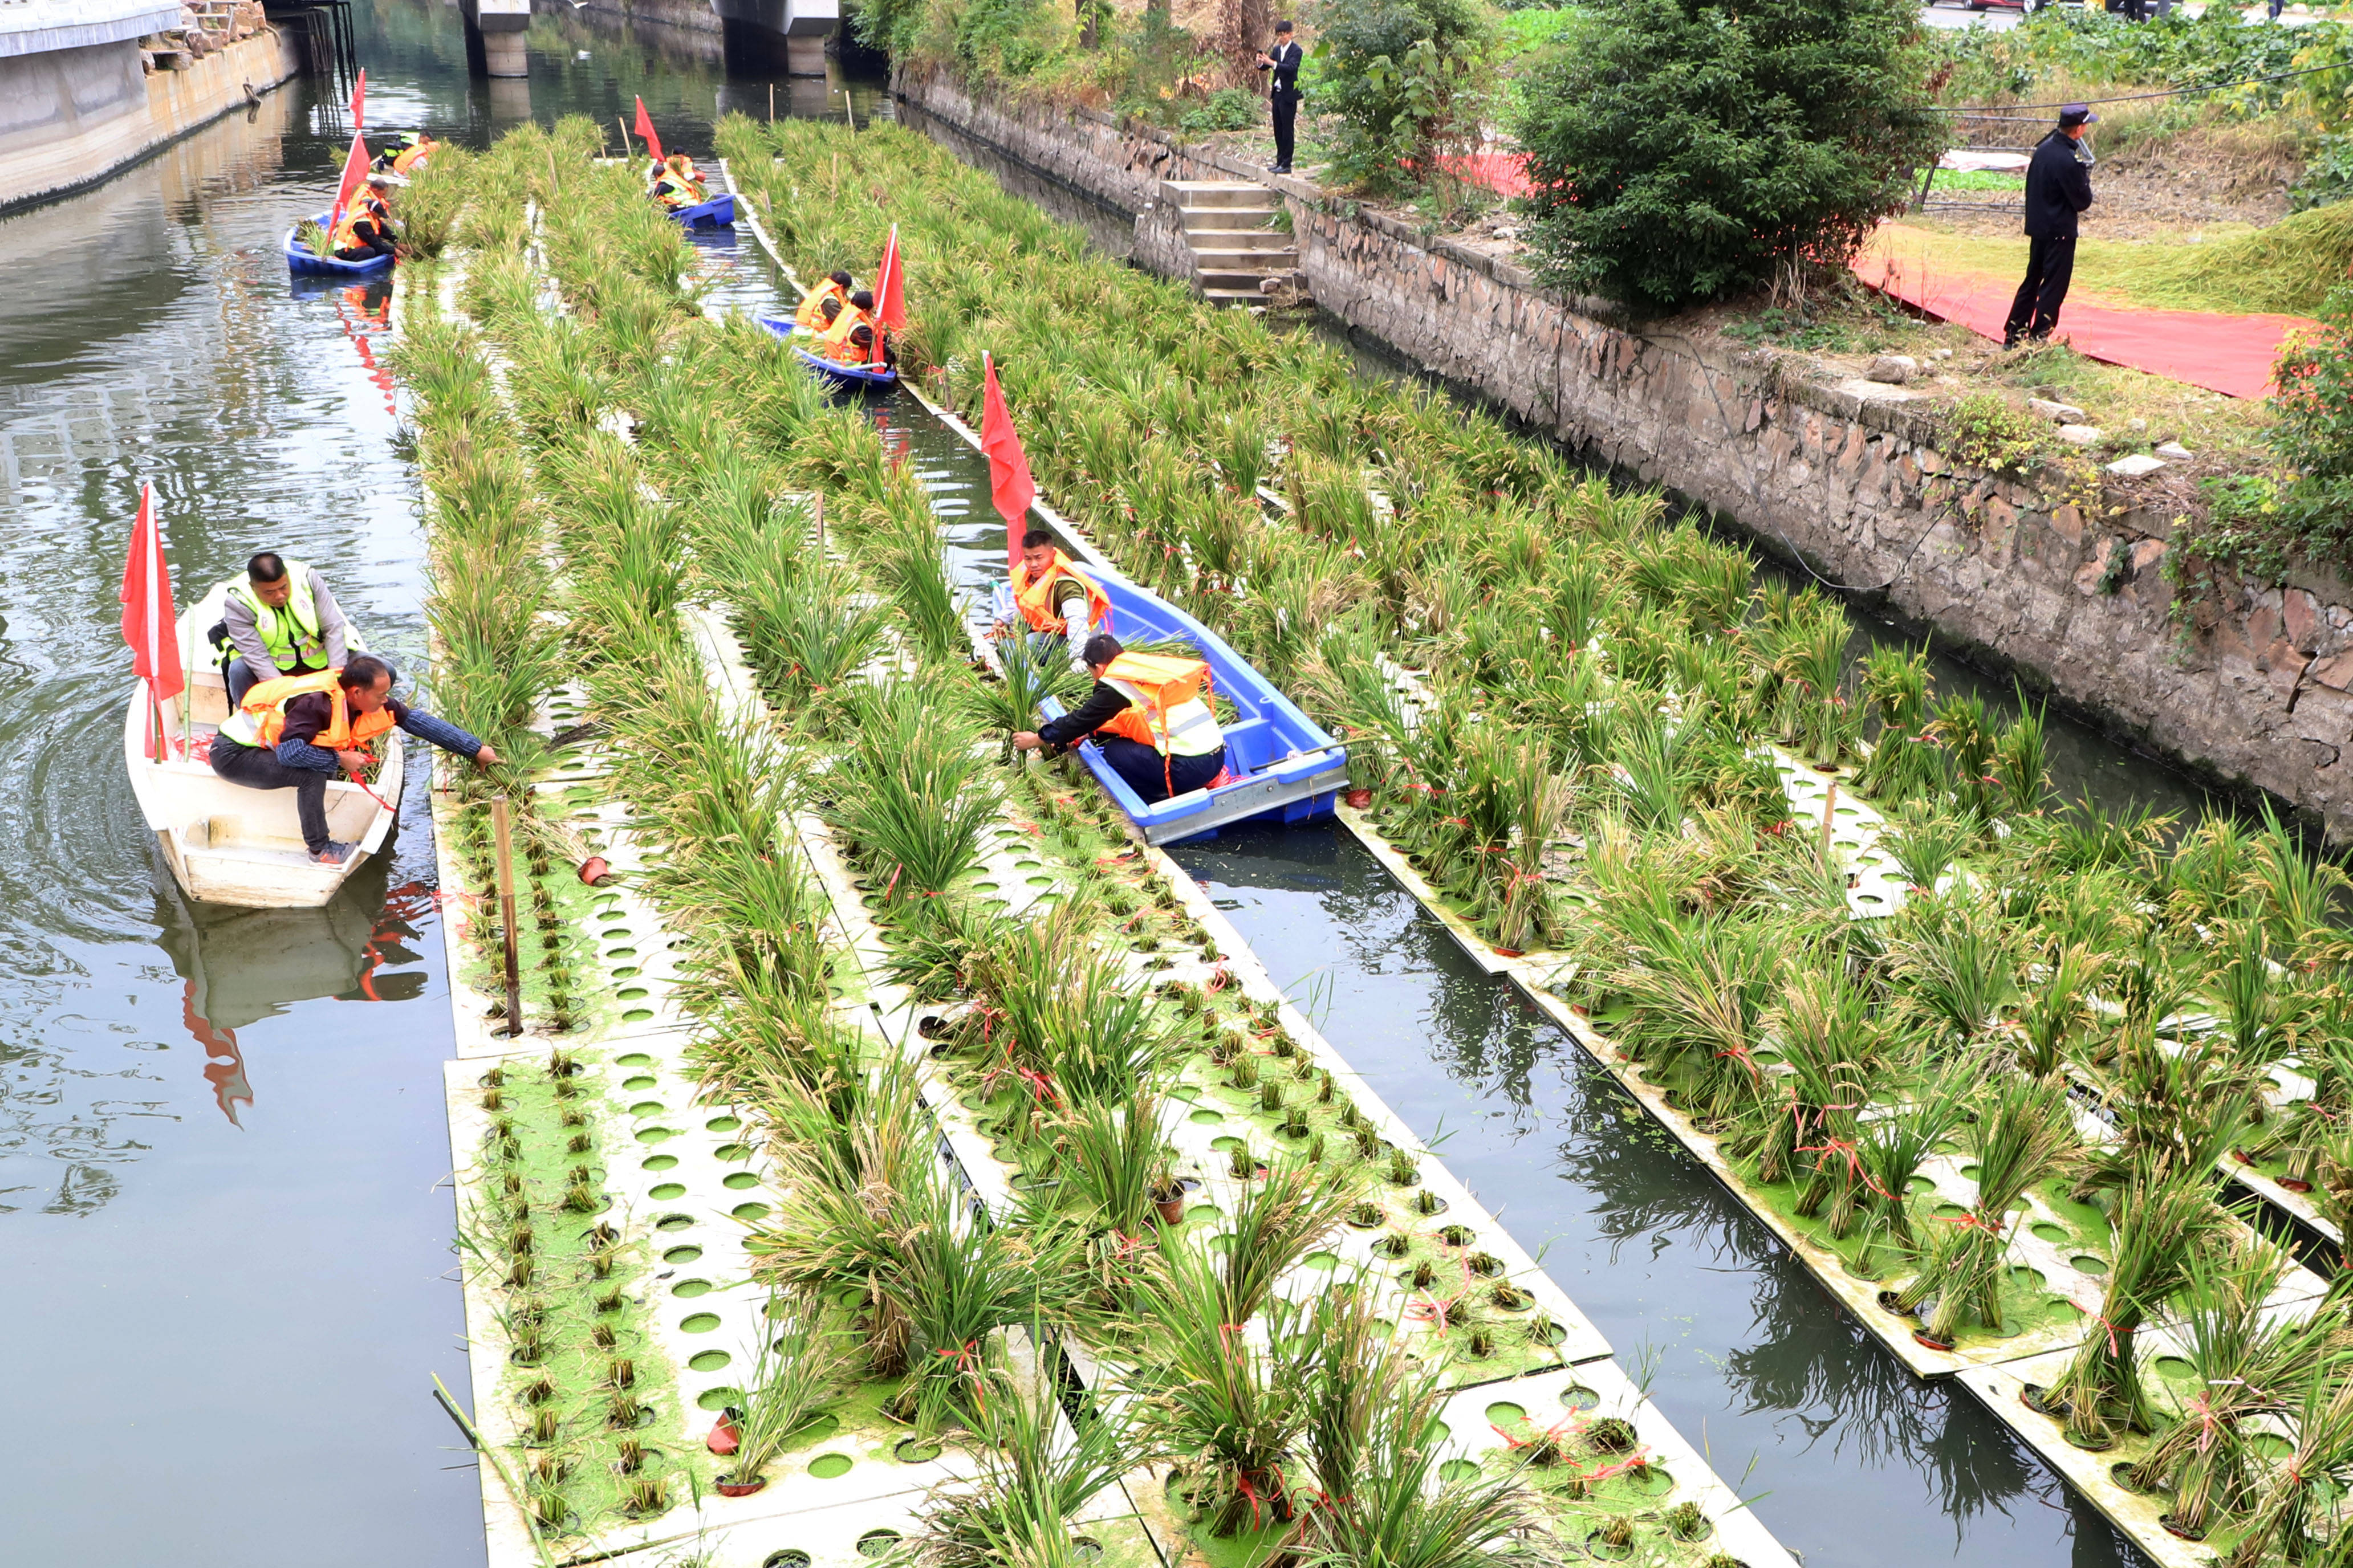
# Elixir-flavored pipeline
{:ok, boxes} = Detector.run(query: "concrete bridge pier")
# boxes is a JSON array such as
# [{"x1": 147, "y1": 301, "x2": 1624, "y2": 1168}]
[
  {"x1": 460, "y1": 0, "x2": 529, "y2": 77},
  {"x1": 712, "y1": 0, "x2": 836, "y2": 77}
]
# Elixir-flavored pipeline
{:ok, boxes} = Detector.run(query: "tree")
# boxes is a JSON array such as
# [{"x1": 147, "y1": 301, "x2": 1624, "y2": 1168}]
[
  {"x1": 1514, "y1": 0, "x2": 1946, "y2": 311},
  {"x1": 1312, "y1": 0, "x2": 1498, "y2": 193}
]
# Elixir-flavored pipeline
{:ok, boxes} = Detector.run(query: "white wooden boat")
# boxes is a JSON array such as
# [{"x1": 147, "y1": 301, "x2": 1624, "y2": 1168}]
[{"x1": 123, "y1": 582, "x2": 403, "y2": 909}]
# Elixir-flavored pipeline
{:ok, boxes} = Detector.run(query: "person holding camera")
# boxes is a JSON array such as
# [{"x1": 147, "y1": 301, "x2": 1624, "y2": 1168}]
[{"x1": 1255, "y1": 20, "x2": 1303, "y2": 176}]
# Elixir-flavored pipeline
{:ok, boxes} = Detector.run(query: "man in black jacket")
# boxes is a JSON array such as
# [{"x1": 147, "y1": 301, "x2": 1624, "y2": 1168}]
[
  {"x1": 1257, "y1": 21, "x2": 1304, "y2": 176},
  {"x1": 2003, "y1": 105, "x2": 2098, "y2": 349}
]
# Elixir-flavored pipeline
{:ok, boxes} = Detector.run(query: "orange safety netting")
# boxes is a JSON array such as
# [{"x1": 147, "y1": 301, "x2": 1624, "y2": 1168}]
[{"x1": 1853, "y1": 223, "x2": 2315, "y2": 401}]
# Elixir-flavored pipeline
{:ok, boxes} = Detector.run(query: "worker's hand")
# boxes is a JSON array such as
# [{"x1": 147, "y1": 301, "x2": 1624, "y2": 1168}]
[
  {"x1": 474, "y1": 743, "x2": 501, "y2": 767},
  {"x1": 336, "y1": 749, "x2": 371, "y2": 774},
  {"x1": 990, "y1": 619, "x2": 1014, "y2": 640},
  {"x1": 1011, "y1": 731, "x2": 1042, "y2": 752}
]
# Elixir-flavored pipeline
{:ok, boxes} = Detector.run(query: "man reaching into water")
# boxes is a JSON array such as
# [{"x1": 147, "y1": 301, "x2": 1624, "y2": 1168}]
[{"x1": 208, "y1": 654, "x2": 499, "y2": 864}]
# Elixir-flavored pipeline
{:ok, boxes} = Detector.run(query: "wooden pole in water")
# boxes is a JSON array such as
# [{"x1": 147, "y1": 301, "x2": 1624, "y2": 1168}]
[
  {"x1": 617, "y1": 117, "x2": 632, "y2": 163},
  {"x1": 491, "y1": 795, "x2": 525, "y2": 1037},
  {"x1": 769, "y1": 83, "x2": 775, "y2": 123},
  {"x1": 1820, "y1": 779, "x2": 1838, "y2": 866},
  {"x1": 812, "y1": 491, "x2": 826, "y2": 555}
]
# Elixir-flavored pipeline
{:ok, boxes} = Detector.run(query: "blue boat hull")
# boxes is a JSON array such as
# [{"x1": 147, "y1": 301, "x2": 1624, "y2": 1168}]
[
  {"x1": 1038, "y1": 568, "x2": 1346, "y2": 845},
  {"x1": 285, "y1": 214, "x2": 393, "y2": 278},
  {"x1": 666, "y1": 194, "x2": 735, "y2": 228},
  {"x1": 756, "y1": 314, "x2": 899, "y2": 390}
]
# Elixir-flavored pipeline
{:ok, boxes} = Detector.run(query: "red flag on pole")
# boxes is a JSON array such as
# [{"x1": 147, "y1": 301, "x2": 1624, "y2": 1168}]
[
  {"x1": 873, "y1": 223, "x2": 906, "y2": 333},
  {"x1": 329, "y1": 132, "x2": 371, "y2": 237},
  {"x1": 633, "y1": 97, "x2": 664, "y2": 171},
  {"x1": 119, "y1": 483, "x2": 184, "y2": 761},
  {"x1": 349, "y1": 67, "x2": 365, "y2": 132},
  {"x1": 980, "y1": 354, "x2": 1035, "y2": 572}
]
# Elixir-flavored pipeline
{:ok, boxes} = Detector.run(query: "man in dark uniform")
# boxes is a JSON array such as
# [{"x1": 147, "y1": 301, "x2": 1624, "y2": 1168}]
[
  {"x1": 1257, "y1": 21, "x2": 1304, "y2": 176},
  {"x1": 2004, "y1": 104, "x2": 2098, "y2": 349}
]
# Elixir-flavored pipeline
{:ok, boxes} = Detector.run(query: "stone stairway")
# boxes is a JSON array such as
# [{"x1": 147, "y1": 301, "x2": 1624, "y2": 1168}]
[{"x1": 1162, "y1": 180, "x2": 1300, "y2": 307}]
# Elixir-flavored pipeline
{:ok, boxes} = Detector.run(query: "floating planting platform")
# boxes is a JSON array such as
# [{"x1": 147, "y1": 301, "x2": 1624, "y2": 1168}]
[{"x1": 392, "y1": 125, "x2": 1797, "y2": 1568}]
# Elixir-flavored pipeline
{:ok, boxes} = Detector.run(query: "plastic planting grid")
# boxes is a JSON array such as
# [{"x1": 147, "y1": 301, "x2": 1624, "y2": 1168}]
[
  {"x1": 428, "y1": 581, "x2": 1799, "y2": 1568},
  {"x1": 1327, "y1": 655, "x2": 2334, "y2": 1568}
]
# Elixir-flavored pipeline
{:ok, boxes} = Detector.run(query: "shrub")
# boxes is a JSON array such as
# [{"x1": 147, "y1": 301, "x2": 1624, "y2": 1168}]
[
  {"x1": 2291, "y1": 132, "x2": 2353, "y2": 213},
  {"x1": 1514, "y1": 0, "x2": 1947, "y2": 309},
  {"x1": 953, "y1": 0, "x2": 1063, "y2": 80},
  {"x1": 1180, "y1": 87, "x2": 1264, "y2": 135},
  {"x1": 1944, "y1": 392, "x2": 2053, "y2": 476},
  {"x1": 1310, "y1": 0, "x2": 1498, "y2": 193}
]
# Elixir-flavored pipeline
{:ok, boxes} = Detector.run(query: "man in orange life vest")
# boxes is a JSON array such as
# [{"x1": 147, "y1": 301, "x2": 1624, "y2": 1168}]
[
  {"x1": 991, "y1": 529, "x2": 1108, "y2": 665},
  {"x1": 1012, "y1": 633, "x2": 1226, "y2": 804},
  {"x1": 207, "y1": 654, "x2": 500, "y2": 864}
]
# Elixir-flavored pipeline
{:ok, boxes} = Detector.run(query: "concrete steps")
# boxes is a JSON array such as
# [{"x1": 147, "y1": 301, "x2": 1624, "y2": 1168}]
[{"x1": 1161, "y1": 180, "x2": 1299, "y2": 307}]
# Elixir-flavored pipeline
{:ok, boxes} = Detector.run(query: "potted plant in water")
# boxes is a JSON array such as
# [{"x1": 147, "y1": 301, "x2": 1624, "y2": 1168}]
[{"x1": 716, "y1": 1290, "x2": 846, "y2": 1497}]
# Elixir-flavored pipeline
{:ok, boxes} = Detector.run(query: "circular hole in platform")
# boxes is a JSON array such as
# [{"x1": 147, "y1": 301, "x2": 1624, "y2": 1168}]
[
  {"x1": 680, "y1": 1312, "x2": 721, "y2": 1334},
  {"x1": 724, "y1": 1172, "x2": 759, "y2": 1190}
]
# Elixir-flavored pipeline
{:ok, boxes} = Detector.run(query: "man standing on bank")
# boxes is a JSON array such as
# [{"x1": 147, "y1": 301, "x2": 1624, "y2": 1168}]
[
  {"x1": 2003, "y1": 104, "x2": 2098, "y2": 350},
  {"x1": 1257, "y1": 20, "x2": 1304, "y2": 177}
]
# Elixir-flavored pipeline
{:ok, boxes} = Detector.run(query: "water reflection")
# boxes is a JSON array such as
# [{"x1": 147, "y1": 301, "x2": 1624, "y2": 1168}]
[{"x1": 1174, "y1": 823, "x2": 2152, "y2": 1568}]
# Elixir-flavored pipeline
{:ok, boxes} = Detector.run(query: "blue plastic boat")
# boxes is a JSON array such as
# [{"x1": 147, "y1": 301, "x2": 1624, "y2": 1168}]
[
  {"x1": 284, "y1": 213, "x2": 393, "y2": 278},
  {"x1": 666, "y1": 193, "x2": 735, "y2": 229},
  {"x1": 755, "y1": 314, "x2": 899, "y2": 391},
  {"x1": 1035, "y1": 562, "x2": 1347, "y2": 845}
]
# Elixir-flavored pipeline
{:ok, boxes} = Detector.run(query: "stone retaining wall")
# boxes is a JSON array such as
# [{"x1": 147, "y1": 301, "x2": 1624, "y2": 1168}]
[{"x1": 893, "y1": 63, "x2": 2353, "y2": 842}]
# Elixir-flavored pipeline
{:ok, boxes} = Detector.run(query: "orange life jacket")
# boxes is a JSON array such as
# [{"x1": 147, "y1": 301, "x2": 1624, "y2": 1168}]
[
  {"x1": 1011, "y1": 551, "x2": 1110, "y2": 636},
  {"x1": 392, "y1": 137, "x2": 433, "y2": 176},
  {"x1": 1095, "y1": 652, "x2": 1223, "y2": 757},
  {"x1": 225, "y1": 669, "x2": 397, "y2": 750},
  {"x1": 821, "y1": 304, "x2": 880, "y2": 365},
  {"x1": 795, "y1": 279, "x2": 848, "y2": 332}
]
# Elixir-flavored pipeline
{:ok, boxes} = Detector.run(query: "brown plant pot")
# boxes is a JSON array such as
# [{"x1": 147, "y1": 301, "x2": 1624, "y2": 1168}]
[
  {"x1": 706, "y1": 1415, "x2": 739, "y2": 1456},
  {"x1": 1343, "y1": 788, "x2": 1372, "y2": 809},
  {"x1": 1911, "y1": 1330, "x2": 1955, "y2": 1353},
  {"x1": 578, "y1": 856, "x2": 611, "y2": 886},
  {"x1": 714, "y1": 1476, "x2": 766, "y2": 1498},
  {"x1": 1153, "y1": 1193, "x2": 1186, "y2": 1225},
  {"x1": 2282, "y1": 1178, "x2": 2314, "y2": 1193}
]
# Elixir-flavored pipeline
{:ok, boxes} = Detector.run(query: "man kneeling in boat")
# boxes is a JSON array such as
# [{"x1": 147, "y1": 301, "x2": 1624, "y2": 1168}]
[
  {"x1": 992, "y1": 530, "x2": 1107, "y2": 665},
  {"x1": 332, "y1": 176, "x2": 397, "y2": 263},
  {"x1": 821, "y1": 290, "x2": 891, "y2": 368},
  {"x1": 208, "y1": 655, "x2": 499, "y2": 865},
  {"x1": 1012, "y1": 634, "x2": 1228, "y2": 804},
  {"x1": 653, "y1": 153, "x2": 708, "y2": 209}
]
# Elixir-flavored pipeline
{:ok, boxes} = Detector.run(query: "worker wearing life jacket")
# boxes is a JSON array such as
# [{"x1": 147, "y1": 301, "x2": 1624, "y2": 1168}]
[
  {"x1": 991, "y1": 529, "x2": 1109, "y2": 662},
  {"x1": 391, "y1": 132, "x2": 437, "y2": 176},
  {"x1": 653, "y1": 152, "x2": 707, "y2": 209},
  {"x1": 207, "y1": 552, "x2": 353, "y2": 708},
  {"x1": 206, "y1": 654, "x2": 499, "y2": 865},
  {"x1": 795, "y1": 270, "x2": 854, "y2": 332},
  {"x1": 332, "y1": 176, "x2": 397, "y2": 262},
  {"x1": 820, "y1": 290, "x2": 885, "y2": 366},
  {"x1": 1013, "y1": 633, "x2": 1229, "y2": 804}
]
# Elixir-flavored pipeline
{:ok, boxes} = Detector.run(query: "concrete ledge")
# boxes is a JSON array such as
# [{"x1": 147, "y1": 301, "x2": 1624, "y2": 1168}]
[{"x1": 0, "y1": 28, "x2": 301, "y2": 214}]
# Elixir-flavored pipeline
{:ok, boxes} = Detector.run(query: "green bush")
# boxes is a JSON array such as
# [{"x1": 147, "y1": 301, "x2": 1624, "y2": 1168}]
[
  {"x1": 2292, "y1": 132, "x2": 2353, "y2": 212},
  {"x1": 1513, "y1": 0, "x2": 1946, "y2": 310},
  {"x1": 1944, "y1": 392, "x2": 2053, "y2": 476},
  {"x1": 953, "y1": 0, "x2": 1062, "y2": 79},
  {"x1": 1310, "y1": 0, "x2": 1498, "y2": 193},
  {"x1": 1180, "y1": 88, "x2": 1265, "y2": 135}
]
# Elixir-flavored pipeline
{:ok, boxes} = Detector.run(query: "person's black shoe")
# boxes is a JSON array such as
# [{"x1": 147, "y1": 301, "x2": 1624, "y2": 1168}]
[{"x1": 1270, "y1": 164, "x2": 1292, "y2": 175}]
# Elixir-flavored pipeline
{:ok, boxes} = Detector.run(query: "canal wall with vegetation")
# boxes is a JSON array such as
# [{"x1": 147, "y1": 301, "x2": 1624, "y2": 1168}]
[{"x1": 892, "y1": 62, "x2": 2353, "y2": 847}]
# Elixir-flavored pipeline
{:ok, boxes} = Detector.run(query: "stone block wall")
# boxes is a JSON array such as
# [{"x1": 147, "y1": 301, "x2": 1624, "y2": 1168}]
[{"x1": 894, "y1": 64, "x2": 2353, "y2": 841}]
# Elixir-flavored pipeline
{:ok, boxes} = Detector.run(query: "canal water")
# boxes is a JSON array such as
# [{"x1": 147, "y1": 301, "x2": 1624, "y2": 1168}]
[{"x1": 1, "y1": 1, "x2": 2192, "y2": 1565}]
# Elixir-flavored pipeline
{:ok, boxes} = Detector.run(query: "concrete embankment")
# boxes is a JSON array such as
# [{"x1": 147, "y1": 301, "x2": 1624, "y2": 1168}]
[
  {"x1": 1, "y1": 27, "x2": 303, "y2": 215},
  {"x1": 894, "y1": 62, "x2": 2353, "y2": 844}
]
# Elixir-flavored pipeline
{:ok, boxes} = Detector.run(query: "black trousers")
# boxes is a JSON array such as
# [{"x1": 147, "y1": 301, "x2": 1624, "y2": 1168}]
[
  {"x1": 1270, "y1": 90, "x2": 1298, "y2": 169},
  {"x1": 209, "y1": 734, "x2": 333, "y2": 854},
  {"x1": 1096, "y1": 737, "x2": 1222, "y2": 804},
  {"x1": 2004, "y1": 234, "x2": 2075, "y2": 346},
  {"x1": 336, "y1": 234, "x2": 395, "y2": 262}
]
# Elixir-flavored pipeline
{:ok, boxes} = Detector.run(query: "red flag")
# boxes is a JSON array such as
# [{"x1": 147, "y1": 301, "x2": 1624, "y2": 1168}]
[
  {"x1": 873, "y1": 223, "x2": 906, "y2": 333},
  {"x1": 349, "y1": 67, "x2": 365, "y2": 132},
  {"x1": 633, "y1": 97, "x2": 663, "y2": 169},
  {"x1": 330, "y1": 132, "x2": 371, "y2": 235},
  {"x1": 980, "y1": 353, "x2": 1035, "y2": 571},
  {"x1": 119, "y1": 484, "x2": 184, "y2": 761}
]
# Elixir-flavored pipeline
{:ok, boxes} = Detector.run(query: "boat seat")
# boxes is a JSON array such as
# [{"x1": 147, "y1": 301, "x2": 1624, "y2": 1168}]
[{"x1": 1219, "y1": 717, "x2": 1277, "y2": 772}]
